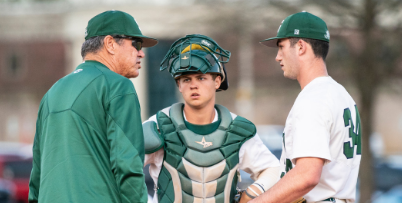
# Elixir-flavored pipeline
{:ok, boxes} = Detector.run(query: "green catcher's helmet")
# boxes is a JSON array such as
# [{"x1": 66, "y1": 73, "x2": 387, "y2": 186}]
[{"x1": 160, "y1": 34, "x2": 231, "y2": 91}]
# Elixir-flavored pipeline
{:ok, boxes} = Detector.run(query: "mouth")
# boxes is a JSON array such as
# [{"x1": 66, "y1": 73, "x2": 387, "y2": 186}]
[
  {"x1": 191, "y1": 93, "x2": 200, "y2": 99},
  {"x1": 136, "y1": 61, "x2": 141, "y2": 69}
]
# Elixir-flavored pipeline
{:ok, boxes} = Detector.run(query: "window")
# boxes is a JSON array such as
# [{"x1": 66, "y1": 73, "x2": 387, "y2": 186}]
[{"x1": 1, "y1": 52, "x2": 27, "y2": 81}]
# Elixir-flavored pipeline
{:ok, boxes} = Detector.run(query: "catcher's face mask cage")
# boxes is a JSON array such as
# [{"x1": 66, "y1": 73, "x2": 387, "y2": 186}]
[{"x1": 160, "y1": 34, "x2": 231, "y2": 91}]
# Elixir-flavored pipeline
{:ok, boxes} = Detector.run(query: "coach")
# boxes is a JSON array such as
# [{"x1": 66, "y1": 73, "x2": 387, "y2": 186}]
[{"x1": 28, "y1": 10, "x2": 158, "y2": 203}]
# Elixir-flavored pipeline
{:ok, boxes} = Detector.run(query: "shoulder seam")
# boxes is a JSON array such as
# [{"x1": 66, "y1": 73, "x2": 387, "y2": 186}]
[
  {"x1": 96, "y1": 67, "x2": 136, "y2": 105},
  {"x1": 105, "y1": 110, "x2": 134, "y2": 148},
  {"x1": 106, "y1": 92, "x2": 137, "y2": 107},
  {"x1": 71, "y1": 74, "x2": 104, "y2": 108},
  {"x1": 43, "y1": 94, "x2": 50, "y2": 122},
  {"x1": 94, "y1": 65, "x2": 111, "y2": 100},
  {"x1": 71, "y1": 109, "x2": 104, "y2": 136}
]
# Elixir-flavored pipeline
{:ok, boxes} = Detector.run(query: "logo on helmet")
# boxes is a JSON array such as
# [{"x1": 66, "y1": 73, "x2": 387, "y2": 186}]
[{"x1": 201, "y1": 40, "x2": 211, "y2": 47}]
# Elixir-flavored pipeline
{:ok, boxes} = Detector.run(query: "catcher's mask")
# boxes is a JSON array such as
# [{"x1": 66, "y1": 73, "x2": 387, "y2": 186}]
[{"x1": 160, "y1": 34, "x2": 231, "y2": 91}]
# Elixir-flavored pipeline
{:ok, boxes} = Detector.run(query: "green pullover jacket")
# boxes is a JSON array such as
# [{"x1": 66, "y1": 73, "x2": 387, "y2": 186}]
[{"x1": 28, "y1": 60, "x2": 147, "y2": 203}]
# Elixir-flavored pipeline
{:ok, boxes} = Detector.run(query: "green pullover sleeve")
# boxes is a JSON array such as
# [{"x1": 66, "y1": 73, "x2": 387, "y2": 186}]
[
  {"x1": 28, "y1": 121, "x2": 41, "y2": 203},
  {"x1": 106, "y1": 92, "x2": 147, "y2": 203},
  {"x1": 29, "y1": 94, "x2": 48, "y2": 203}
]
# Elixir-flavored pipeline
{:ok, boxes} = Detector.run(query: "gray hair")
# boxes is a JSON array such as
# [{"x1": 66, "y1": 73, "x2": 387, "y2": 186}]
[{"x1": 81, "y1": 36, "x2": 123, "y2": 59}]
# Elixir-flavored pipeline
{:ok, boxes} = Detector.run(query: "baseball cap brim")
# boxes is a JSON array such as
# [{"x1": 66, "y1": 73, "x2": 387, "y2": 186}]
[
  {"x1": 259, "y1": 36, "x2": 284, "y2": 47},
  {"x1": 129, "y1": 35, "x2": 158, "y2": 47}
]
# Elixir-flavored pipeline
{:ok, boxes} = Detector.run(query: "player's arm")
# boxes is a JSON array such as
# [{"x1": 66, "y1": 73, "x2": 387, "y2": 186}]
[
  {"x1": 142, "y1": 115, "x2": 164, "y2": 168},
  {"x1": 253, "y1": 99, "x2": 331, "y2": 203},
  {"x1": 143, "y1": 116, "x2": 165, "y2": 197},
  {"x1": 238, "y1": 135, "x2": 281, "y2": 203},
  {"x1": 239, "y1": 167, "x2": 280, "y2": 203},
  {"x1": 250, "y1": 157, "x2": 325, "y2": 203},
  {"x1": 142, "y1": 116, "x2": 164, "y2": 159}
]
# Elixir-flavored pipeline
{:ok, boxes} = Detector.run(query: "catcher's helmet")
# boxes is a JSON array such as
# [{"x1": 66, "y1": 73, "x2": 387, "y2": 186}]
[{"x1": 160, "y1": 34, "x2": 231, "y2": 91}]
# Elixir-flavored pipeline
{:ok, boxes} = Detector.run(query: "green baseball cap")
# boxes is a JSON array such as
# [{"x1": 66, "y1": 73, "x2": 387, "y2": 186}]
[
  {"x1": 85, "y1": 10, "x2": 158, "y2": 47},
  {"x1": 260, "y1": 11, "x2": 330, "y2": 47}
]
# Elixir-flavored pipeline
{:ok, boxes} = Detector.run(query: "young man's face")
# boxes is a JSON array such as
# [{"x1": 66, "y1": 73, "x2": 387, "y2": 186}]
[
  {"x1": 276, "y1": 38, "x2": 299, "y2": 80},
  {"x1": 177, "y1": 73, "x2": 221, "y2": 109}
]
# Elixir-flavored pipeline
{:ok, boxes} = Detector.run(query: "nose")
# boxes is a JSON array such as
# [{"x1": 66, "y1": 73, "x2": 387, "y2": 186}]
[
  {"x1": 137, "y1": 50, "x2": 145, "y2": 58},
  {"x1": 275, "y1": 50, "x2": 282, "y2": 62},
  {"x1": 190, "y1": 79, "x2": 198, "y2": 89}
]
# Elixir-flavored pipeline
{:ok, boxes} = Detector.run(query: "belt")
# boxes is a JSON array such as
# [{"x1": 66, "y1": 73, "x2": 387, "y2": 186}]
[{"x1": 323, "y1": 198, "x2": 335, "y2": 202}]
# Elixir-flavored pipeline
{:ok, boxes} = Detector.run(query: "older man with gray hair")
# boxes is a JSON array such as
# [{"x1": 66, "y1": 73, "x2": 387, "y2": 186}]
[{"x1": 28, "y1": 10, "x2": 157, "y2": 203}]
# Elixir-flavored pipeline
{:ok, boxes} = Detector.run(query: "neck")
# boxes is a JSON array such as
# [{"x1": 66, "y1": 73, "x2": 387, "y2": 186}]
[
  {"x1": 297, "y1": 57, "x2": 328, "y2": 90},
  {"x1": 84, "y1": 52, "x2": 118, "y2": 73},
  {"x1": 183, "y1": 102, "x2": 216, "y2": 125}
]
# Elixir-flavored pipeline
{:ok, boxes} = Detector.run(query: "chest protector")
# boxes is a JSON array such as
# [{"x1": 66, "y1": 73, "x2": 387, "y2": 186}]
[{"x1": 150, "y1": 103, "x2": 256, "y2": 203}]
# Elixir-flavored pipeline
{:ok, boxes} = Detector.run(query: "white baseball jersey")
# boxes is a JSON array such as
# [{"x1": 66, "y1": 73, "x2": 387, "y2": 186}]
[
  {"x1": 280, "y1": 77, "x2": 361, "y2": 203},
  {"x1": 145, "y1": 106, "x2": 280, "y2": 203}
]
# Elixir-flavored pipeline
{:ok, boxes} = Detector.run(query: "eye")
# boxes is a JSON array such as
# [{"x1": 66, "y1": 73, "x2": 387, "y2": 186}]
[
  {"x1": 199, "y1": 77, "x2": 206, "y2": 80},
  {"x1": 183, "y1": 78, "x2": 190, "y2": 82}
]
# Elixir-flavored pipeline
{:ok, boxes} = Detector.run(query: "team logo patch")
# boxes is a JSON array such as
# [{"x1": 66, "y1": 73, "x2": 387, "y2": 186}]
[
  {"x1": 196, "y1": 137, "x2": 213, "y2": 148},
  {"x1": 324, "y1": 30, "x2": 330, "y2": 40},
  {"x1": 294, "y1": 29, "x2": 300, "y2": 35},
  {"x1": 73, "y1": 69, "x2": 83, "y2": 74},
  {"x1": 181, "y1": 56, "x2": 189, "y2": 60},
  {"x1": 277, "y1": 20, "x2": 284, "y2": 33},
  {"x1": 134, "y1": 18, "x2": 142, "y2": 32},
  {"x1": 84, "y1": 28, "x2": 88, "y2": 37}
]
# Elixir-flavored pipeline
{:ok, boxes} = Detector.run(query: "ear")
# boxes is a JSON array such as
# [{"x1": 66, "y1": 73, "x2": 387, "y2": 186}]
[
  {"x1": 177, "y1": 79, "x2": 183, "y2": 93},
  {"x1": 215, "y1": 75, "x2": 222, "y2": 90},
  {"x1": 297, "y1": 39, "x2": 307, "y2": 56},
  {"x1": 104, "y1": 35, "x2": 117, "y2": 55}
]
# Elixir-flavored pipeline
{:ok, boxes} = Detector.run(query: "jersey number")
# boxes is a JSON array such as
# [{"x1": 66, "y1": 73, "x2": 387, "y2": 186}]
[
  {"x1": 343, "y1": 106, "x2": 362, "y2": 159},
  {"x1": 280, "y1": 159, "x2": 293, "y2": 178},
  {"x1": 280, "y1": 132, "x2": 293, "y2": 178}
]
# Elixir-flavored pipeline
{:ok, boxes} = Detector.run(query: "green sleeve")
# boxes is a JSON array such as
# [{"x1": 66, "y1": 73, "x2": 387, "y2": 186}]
[
  {"x1": 29, "y1": 95, "x2": 47, "y2": 203},
  {"x1": 107, "y1": 93, "x2": 147, "y2": 203}
]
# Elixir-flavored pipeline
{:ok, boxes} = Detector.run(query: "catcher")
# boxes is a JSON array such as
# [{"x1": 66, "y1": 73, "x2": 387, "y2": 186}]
[{"x1": 142, "y1": 34, "x2": 280, "y2": 203}]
